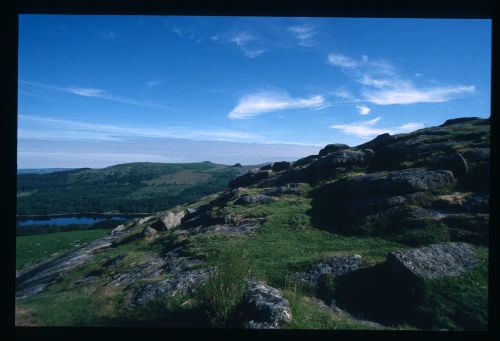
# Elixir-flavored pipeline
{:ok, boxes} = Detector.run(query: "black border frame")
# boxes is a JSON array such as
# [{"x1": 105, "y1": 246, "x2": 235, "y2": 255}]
[{"x1": 5, "y1": 0, "x2": 496, "y2": 340}]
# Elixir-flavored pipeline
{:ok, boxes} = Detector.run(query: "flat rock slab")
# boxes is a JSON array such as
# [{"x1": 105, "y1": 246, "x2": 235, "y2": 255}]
[
  {"x1": 184, "y1": 220, "x2": 262, "y2": 236},
  {"x1": 387, "y1": 242, "x2": 481, "y2": 280},
  {"x1": 293, "y1": 255, "x2": 363, "y2": 287},
  {"x1": 262, "y1": 186, "x2": 301, "y2": 196},
  {"x1": 235, "y1": 194, "x2": 276, "y2": 205},
  {"x1": 16, "y1": 235, "x2": 118, "y2": 298},
  {"x1": 129, "y1": 267, "x2": 214, "y2": 308},
  {"x1": 242, "y1": 280, "x2": 292, "y2": 329}
]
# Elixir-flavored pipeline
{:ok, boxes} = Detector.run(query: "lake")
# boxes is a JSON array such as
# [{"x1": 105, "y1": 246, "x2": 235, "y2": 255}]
[{"x1": 17, "y1": 214, "x2": 149, "y2": 227}]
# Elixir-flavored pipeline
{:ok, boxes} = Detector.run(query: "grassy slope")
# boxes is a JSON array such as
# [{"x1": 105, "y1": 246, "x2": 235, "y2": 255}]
[
  {"x1": 16, "y1": 229, "x2": 109, "y2": 270},
  {"x1": 16, "y1": 162, "x2": 253, "y2": 215}
]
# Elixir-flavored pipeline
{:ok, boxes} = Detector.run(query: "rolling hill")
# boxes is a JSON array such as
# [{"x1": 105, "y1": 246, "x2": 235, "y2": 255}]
[{"x1": 16, "y1": 162, "x2": 257, "y2": 215}]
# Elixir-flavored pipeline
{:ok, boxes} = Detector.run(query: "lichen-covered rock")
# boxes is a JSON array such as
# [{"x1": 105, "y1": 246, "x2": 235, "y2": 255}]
[
  {"x1": 129, "y1": 267, "x2": 214, "y2": 308},
  {"x1": 312, "y1": 149, "x2": 375, "y2": 169},
  {"x1": 184, "y1": 219, "x2": 262, "y2": 236},
  {"x1": 387, "y1": 242, "x2": 481, "y2": 280},
  {"x1": 160, "y1": 210, "x2": 186, "y2": 230},
  {"x1": 137, "y1": 216, "x2": 154, "y2": 225},
  {"x1": 142, "y1": 226, "x2": 158, "y2": 237},
  {"x1": 293, "y1": 255, "x2": 363, "y2": 287},
  {"x1": 242, "y1": 281, "x2": 292, "y2": 329},
  {"x1": 235, "y1": 194, "x2": 276, "y2": 205},
  {"x1": 346, "y1": 169, "x2": 455, "y2": 196},
  {"x1": 261, "y1": 186, "x2": 301, "y2": 196},
  {"x1": 318, "y1": 143, "x2": 350, "y2": 156},
  {"x1": 110, "y1": 224, "x2": 127, "y2": 235}
]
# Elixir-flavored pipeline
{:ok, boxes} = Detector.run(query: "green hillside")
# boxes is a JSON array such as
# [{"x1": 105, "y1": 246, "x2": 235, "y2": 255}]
[{"x1": 17, "y1": 162, "x2": 254, "y2": 215}]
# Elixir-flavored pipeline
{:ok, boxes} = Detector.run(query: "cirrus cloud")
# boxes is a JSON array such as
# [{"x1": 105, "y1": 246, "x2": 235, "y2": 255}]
[
  {"x1": 228, "y1": 91, "x2": 326, "y2": 119},
  {"x1": 330, "y1": 116, "x2": 424, "y2": 139}
]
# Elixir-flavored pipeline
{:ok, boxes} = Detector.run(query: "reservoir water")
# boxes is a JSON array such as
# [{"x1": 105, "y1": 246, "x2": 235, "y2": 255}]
[{"x1": 17, "y1": 214, "x2": 148, "y2": 227}]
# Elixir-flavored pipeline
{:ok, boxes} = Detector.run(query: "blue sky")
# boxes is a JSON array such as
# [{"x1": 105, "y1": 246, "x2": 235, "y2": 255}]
[{"x1": 18, "y1": 15, "x2": 491, "y2": 168}]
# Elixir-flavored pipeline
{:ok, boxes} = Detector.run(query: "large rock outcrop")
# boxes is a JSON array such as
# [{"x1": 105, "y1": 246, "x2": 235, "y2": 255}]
[
  {"x1": 387, "y1": 242, "x2": 481, "y2": 280},
  {"x1": 242, "y1": 281, "x2": 292, "y2": 329},
  {"x1": 160, "y1": 210, "x2": 186, "y2": 230},
  {"x1": 293, "y1": 255, "x2": 363, "y2": 288}
]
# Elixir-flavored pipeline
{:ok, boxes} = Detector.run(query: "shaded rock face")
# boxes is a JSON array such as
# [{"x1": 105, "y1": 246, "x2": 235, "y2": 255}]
[
  {"x1": 462, "y1": 148, "x2": 490, "y2": 163},
  {"x1": 161, "y1": 210, "x2": 186, "y2": 230},
  {"x1": 318, "y1": 143, "x2": 350, "y2": 157},
  {"x1": 235, "y1": 194, "x2": 276, "y2": 205},
  {"x1": 346, "y1": 169, "x2": 455, "y2": 197},
  {"x1": 232, "y1": 163, "x2": 242, "y2": 167},
  {"x1": 313, "y1": 149, "x2": 374, "y2": 170},
  {"x1": 293, "y1": 255, "x2": 363, "y2": 288},
  {"x1": 293, "y1": 154, "x2": 318, "y2": 167},
  {"x1": 242, "y1": 281, "x2": 292, "y2": 329},
  {"x1": 272, "y1": 161, "x2": 292, "y2": 172},
  {"x1": 261, "y1": 186, "x2": 301, "y2": 197},
  {"x1": 387, "y1": 242, "x2": 481, "y2": 280},
  {"x1": 229, "y1": 170, "x2": 271, "y2": 188},
  {"x1": 430, "y1": 153, "x2": 468, "y2": 178},
  {"x1": 129, "y1": 267, "x2": 214, "y2": 308}
]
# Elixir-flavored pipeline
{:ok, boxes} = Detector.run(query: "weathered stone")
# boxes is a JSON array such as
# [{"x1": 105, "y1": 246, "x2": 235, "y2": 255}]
[
  {"x1": 142, "y1": 226, "x2": 158, "y2": 237},
  {"x1": 293, "y1": 255, "x2": 363, "y2": 288},
  {"x1": 186, "y1": 207, "x2": 198, "y2": 215},
  {"x1": 235, "y1": 194, "x2": 276, "y2": 205},
  {"x1": 186, "y1": 219, "x2": 262, "y2": 236},
  {"x1": 16, "y1": 235, "x2": 119, "y2": 298},
  {"x1": 272, "y1": 161, "x2": 292, "y2": 172},
  {"x1": 129, "y1": 267, "x2": 214, "y2": 307},
  {"x1": 110, "y1": 224, "x2": 127, "y2": 235},
  {"x1": 137, "y1": 216, "x2": 154, "y2": 225},
  {"x1": 242, "y1": 281, "x2": 292, "y2": 329},
  {"x1": 261, "y1": 186, "x2": 301, "y2": 196},
  {"x1": 318, "y1": 143, "x2": 350, "y2": 157},
  {"x1": 275, "y1": 166, "x2": 307, "y2": 184},
  {"x1": 312, "y1": 149, "x2": 375, "y2": 170},
  {"x1": 346, "y1": 169, "x2": 455, "y2": 197},
  {"x1": 160, "y1": 210, "x2": 186, "y2": 230},
  {"x1": 387, "y1": 242, "x2": 481, "y2": 280}
]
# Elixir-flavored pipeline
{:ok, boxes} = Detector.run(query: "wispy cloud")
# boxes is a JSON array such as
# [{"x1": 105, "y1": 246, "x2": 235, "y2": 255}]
[
  {"x1": 356, "y1": 105, "x2": 371, "y2": 115},
  {"x1": 330, "y1": 116, "x2": 424, "y2": 139},
  {"x1": 18, "y1": 114, "x2": 266, "y2": 143},
  {"x1": 327, "y1": 53, "x2": 358, "y2": 69},
  {"x1": 19, "y1": 80, "x2": 171, "y2": 109},
  {"x1": 287, "y1": 24, "x2": 317, "y2": 47},
  {"x1": 363, "y1": 85, "x2": 476, "y2": 105},
  {"x1": 326, "y1": 52, "x2": 475, "y2": 106},
  {"x1": 228, "y1": 91, "x2": 326, "y2": 119}
]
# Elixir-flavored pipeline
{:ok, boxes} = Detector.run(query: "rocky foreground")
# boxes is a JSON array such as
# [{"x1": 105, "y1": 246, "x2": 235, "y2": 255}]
[{"x1": 16, "y1": 117, "x2": 489, "y2": 330}]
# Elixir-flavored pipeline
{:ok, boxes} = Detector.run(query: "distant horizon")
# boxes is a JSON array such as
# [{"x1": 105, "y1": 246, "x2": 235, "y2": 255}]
[{"x1": 18, "y1": 15, "x2": 491, "y2": 168}]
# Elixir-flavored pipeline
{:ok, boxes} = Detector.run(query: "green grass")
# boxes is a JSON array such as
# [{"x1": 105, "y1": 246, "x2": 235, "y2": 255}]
[
  {"x1": 413, "y1": 247, "x2": 488, "y2": 330},
  {"x1": 196, "y1": 242, "x2": 250, "y2": 326},
  {"x1": 188, "y1": 198, "x2": 405, "y2": 288},
  {"x1": 16, "y1": 229, "x2": 109, "y2": 270}
]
